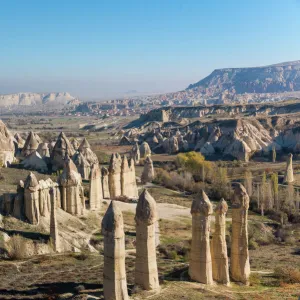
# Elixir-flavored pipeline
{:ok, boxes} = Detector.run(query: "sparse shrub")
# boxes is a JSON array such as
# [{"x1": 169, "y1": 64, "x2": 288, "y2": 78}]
[
  {"x1": 167, "y1": 250, "x2": 178, "y2": 260},
  {"x1": 248, "y1": 239, "x2": 259, "y2": 250},
  {"x1": 7, "y1": 235, "x2": 28, "y2": 260},
  {"x1": 249, "y1": 273, "x2": 261, "y2": 286},
  {"x1": 274, "y1": 267, "x2": 300, "y2": 284}
]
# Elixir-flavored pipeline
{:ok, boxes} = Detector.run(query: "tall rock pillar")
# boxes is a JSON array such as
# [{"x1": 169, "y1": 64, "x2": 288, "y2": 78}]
[
  {"x1": 108, "y1": 153, "x2": 122, "y2": 199},
  {"x1": 189, "y1": 190, "x2": 213, "y2": 284},
  {"x1": 231, "y1": 183, "x2": 250, "y2": 285},
  {"x1": 211, "y1": 198, "x2": 230, "y2": 285},
  {"x1": 135, "y1": 189, "x2": 160, "y2": 291},
  {"x1": 50, "y1": 186, "x2": 60, "y2": 252},
  {"x1": 89, "y1": 163, "x2": 103, "y2": 210},
  {"x1": 102, "y1": 201, "x2": 129, "y2": 300},
  {"x1": 283, "y1": 153, "x2": 294, "y2": 183}
]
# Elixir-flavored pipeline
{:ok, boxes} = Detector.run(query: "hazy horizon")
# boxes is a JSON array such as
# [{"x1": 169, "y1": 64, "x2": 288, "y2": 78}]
[{"x1": 1, "y1": 0, "x2": 300, "y2": 99}]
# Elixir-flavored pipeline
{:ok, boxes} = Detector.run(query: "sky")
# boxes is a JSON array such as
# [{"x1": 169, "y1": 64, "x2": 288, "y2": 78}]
[{"x1": 1, "y1": 0, "x2": 300, "y2": 100}]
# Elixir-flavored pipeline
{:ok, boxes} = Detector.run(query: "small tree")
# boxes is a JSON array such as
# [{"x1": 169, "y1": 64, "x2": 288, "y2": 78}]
[{"x1": 270, "y1": 172, "x2": 279, "y2": 211}]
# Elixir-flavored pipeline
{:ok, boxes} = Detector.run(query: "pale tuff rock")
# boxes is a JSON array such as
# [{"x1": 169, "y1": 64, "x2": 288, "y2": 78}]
[
  {"x1": 189, "y1": 190, "x2": 213, "y2": 284},
  {"x1": 130, "y1": 142, "x2": 140, "y2": 165},
  {"x1": 13, "y1": 180, "x2": 24, "y2": 219},
  {"x1": 71, "y1": 138, "x2": 80, "y2": 151},
  {"x1": 78, "y1": 138, "x2": 99, "y2": 165},
  {"x1": 283, "y1": 153, "x2": 294, "y2": 183},
  {"x1": 119, "y1": 136, "x2": 132, "y2": 146},
  {"x1": 38, "y1": 179, "x2": 51, "y2": 218},
  {"x1": 50, "y1": 187, "x2": 60, "y2": 252},
  {"x1": 89, "y1": 163, "x2": 103, "y2": 210},
  {"x1": 141, "y1": 156, "x2": 155, "y2": 184},
  {"x1": 230, "y1": 183, "x2": 250, "y2": 285},
  {"x1": 21, "y1": 131, "x2": 40, "y2": 158},
  {"x1": 163, "y1": 136, "x2": 179, "y2": 154},
  {"x1": 211, "y1": 199, "x2": 230, "y2": 285},
  {"x1": 21, "y1": 151, "x2": 48, "y2": 173},
  {"x1": 0, "y1": 120, "x2": 16, "y2": 167},
  {"x1": 37, "y1": 142, "x2": 50, "y2": 158},
  {"x1": 109, "y1": 153, "x2": 122, "y2": 199},
  {"x1": 121, "y1": 156, "x2": 138, "y2": 199},
  {"x1": 140, "y1": 141, "x2": 151, "y2": 158},
  {"x1": 24, "y1": 172, "x2": 40, "y2": 225},
  {"x1": 102, "y1": 167, "x2": 110, "y2": 199},
  {"x1": 59, "y1": 156, "x2": 85, "y2": 216},
  {"x1": 135, "y1": 189, "x2": 160, "y2": 291},
  {"x1": 14, "y1": 133, "x2": 25, "y2": 148},
  {"x1": 102, "y1": 201, "x2": 129, "y2": 300},
  {"x1": 51, "y1": 132, "x2": 75, "y2": 171},
  {"x1": 73, "y1": 152, "x2": 91, "y2": 180}
]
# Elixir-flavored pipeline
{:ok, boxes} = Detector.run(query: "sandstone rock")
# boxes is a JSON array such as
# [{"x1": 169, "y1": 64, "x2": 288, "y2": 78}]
[
  {"x1": 211, "y1": 198, "x2": 230, "y2": 285},
  {"x1": 38, "y1": 179, "x2": 51, "y2": 218},
  {"x1": 89, "y1": 163, "x2": 103, "y2": 210},
  {"x1": 37, "y1": 142, "x2": 50, "y2": 158},
  {"x1": 130, "y1": 142, "x2": 140, "y2": 165},
  {"x1": 21, "y1": 151, "x2": 48, "y2": 173},
  {"x1": 108, "y1": 153, "x2": 122, "y2": 199},
  {"x1": 119, "y1": 136, "x2": 132, "y2": 146},
  {"x1": 283, "y1": 153, "x2": 294, "y2": 183},
  {"x1": 21, "y1": 131, "x2": 40, "y2": 158},
  {"x1": 71, "y1": 138, "x2": 80, "y2": 151},
  {"x1": 78, "y1": 138, "x2": 98, "y2": 165},
  {"x1": 73, "y1": 152, "x2": 91, "y2": 180},
  {"x1": 0, "y1": 121, "x2": 15, "y2": 167},
  {"x1": 135, "y1": 189, "x2": 160, "y2": 291},
  {"x1": 101, "y1": 167, "x2": 110, "y2": 199},
  {"x1": 141, "y1": 156, "x2": 155, "y2": 184},
  {"x1": 14, "y1": 133, "x2": 25, "y2": 148},
  {"x1": 140, "y1": 142, "x2": 151, "y2": 158},
  {"x1": 51, "y1": 132, "x2": 75, "y2": 171},
  {"x1": 189, "y1": 190, "x2": 213, "y2": 284},
  {"x1": 230, "y1": 183, "x2": 250, "y2": 285},
  {"x1": 102, "y1": 201, "x2": 129, "y2": 300},
  {"x1": 24, "y1": 172, "x2": 40, "y2": 225},
  {"x1": 121, "y1": 156, "x2": 138, "y2": 199},
  {"x1": 12, "y1": 180, "x2": 24, "y2": 219},
  {"x1": 50, "y1": 186, "x2": 60, "y2": 252},
  {"x1": 59, "y1": 156, "x2": 84, "y2": 216}
]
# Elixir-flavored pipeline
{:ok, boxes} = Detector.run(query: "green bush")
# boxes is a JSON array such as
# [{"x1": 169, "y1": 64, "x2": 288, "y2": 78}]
[{"x1": 274, "y1": 267, "x2": 300, "y2": 284}]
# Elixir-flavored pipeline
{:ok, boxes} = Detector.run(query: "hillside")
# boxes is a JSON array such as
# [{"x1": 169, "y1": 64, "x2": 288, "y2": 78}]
[
  {"x1": 187, "y1": 60, "x2": 300, "y2": 97},
  {"x1": 0, "y1": 92, "x2": 77, "y2": 107}
]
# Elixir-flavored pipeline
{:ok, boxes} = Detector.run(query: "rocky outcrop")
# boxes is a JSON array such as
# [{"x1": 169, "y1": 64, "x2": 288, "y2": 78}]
[
  {"x1": 37, "y1": 143, "x2": 50, "y2": 158},
  {"x1": 24, "y1": 173, "x2": 40, "y2": 225},
  {"x1": 71, "y1": 138, "x2": 80, "y2": 151},
  {"x1": 38, "y1": 179, "x2": 51, "y2": 218},
  {"x1": 21, "y1": 132, "x2": 40, "y2": 158},
  {"x1": 21, "y1": 151, "x2": 48, "y2": 173},
  {"x1": 78, "y1": 138, "x2": 98, "y2": 166},
  {"x1": 58, "y1": 156, "x2": 84, "y2": 216},
  {"x1": 211, "y1": 199, "x2": 230, "y2": 285},
  {"x1": 12, "y1": 180, "x2": 24, "y2": 219},
  {"x1": 108, "y1": 153, "x2": 122, "y2": 199},
  {"x1": 102, "y1": 201, "x2": 129, "y2": 300},
  {"x1": 189, "y1": 190, "x2": 213, "y2": 284},
  {"x1": 73, "y1": 152, "x2": 90, "y2": 180},
  {"x1": 163, "y1": 136, "x2": 179, "y2": 154},
  {"x1": 101, "y1": 167, "x2": 110, "y2": 199},
  {"x1": 50, "y1": 187, "x2": 60, "y2": 252},
  {"x1": 121, "y1": 156, "x2": 138, "y2": 199},
  {"x1": 283, "y1": 153, "x2": 294, "y2": 183},
  {"x1": 140, "y1": 142, "x2": 151, "y2": 158},
  {"x1": 89, "y1": 163, "x2": 103, "y2": 210},
  {"x1": 141, "y1": 156, "x2": 155, "y2": 184},
  {"x1": 231, "y1": 183, "x2": 250, "y2": 285},
  {"x1": 0, "y1": 120, "x2": 16, "y2": 167},
  {"x1": 51, "y1": 132, "x2": 75, "y2": 171},
  {"x1": 14, "y1": 133, "x2": 25, "y2": 149},
  {"x1": 135, "y1": 189, "x2": 159, "y2": 291},
  {"x1": 130, "y1": 142, "x2": 140, "y2": 165}
]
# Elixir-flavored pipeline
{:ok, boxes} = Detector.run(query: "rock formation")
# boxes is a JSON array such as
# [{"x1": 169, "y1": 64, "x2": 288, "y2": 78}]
[
  {"x1": 102, "y1": 201, "x2": 129, "y2": 300},
  {"x1": 21, "y1": 131, "x2": 40, "y2": 158},
  {"x1": 71, "y1": 138, "x2": 80, "y2": 151},
  {"x1": 24, "y1": 172, "x2": 40, "y2": 225},
  {"x1": 283, "y1": 153, "x2": 294, "y2": 183},
  {"x1": 37, "y1": 142, "x2": 50, "y2": 158},
  {"x1": 108, "y1": 153, "x2": 122, "y2": 199},
  {"x1": 135, "y1": 189, "x2": 159, "y2": 291},
  {"x1": 141, "y1": 156, "x2": 155, "y2": 184},
  {"x1": 101, "y1": 167, "x2": 110, "y2": 199},
  {"x1": 121, "y1": 156, "x2": 138, "y2": 199},
  {"x1": 73, "y1": 152, "x2": 91, "y2": 180},
  {"x1": 89, "y1": 163, "x2": 103, "y2": 210},
  {"x1": 14, "y1": 133, "x2": 25, "y2": 149},
  {"x1": 0, "y1": 120, "x2": 15, "y2": 167},
  {"x1": 58, "y1": 156, "x2": 84, "y2": 216},
  {"x1": 231, "y1": 183, "x2": 250, "y2": 285},
  {"x1": 21, "y1": 151, "x2": 48, "y2": 173},
  {"x1": 130, "y1": 142, "x2": 140, "y2": 165},
  {"x1": 51, "y1": 132, "x2": 75, "y2": 171},
  {"x1": 189, "y1": 190, "x2": 213, "y2": 284},
  {"x1": 211, "y1": 198, "x2": 230, "y2": 285},
  {"x1": 50, "y1": 186, "x2": 60, "y2": 252},
  {"x1": 140, "y1": 141, "x2": 151, "y2": 158},
  {"x1": 38, "y1": 179, "x2": 51, "y2": 218},
  {"x1": 78, "y1": 138, "x2": 98, "y2": 165},
  {"x1": 12, "y1": 180, "x2": 24, "y2": 219}
]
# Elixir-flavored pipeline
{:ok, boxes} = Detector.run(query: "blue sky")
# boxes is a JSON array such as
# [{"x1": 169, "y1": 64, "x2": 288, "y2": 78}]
[{"x1": 1, "y1": 0, "x2": 300, "y2": 99}]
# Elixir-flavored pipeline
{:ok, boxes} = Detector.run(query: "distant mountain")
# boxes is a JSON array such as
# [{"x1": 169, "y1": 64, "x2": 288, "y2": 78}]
[
  {"x1": 0, "y1": 92, "x2": 77, "y2": 107},
  {"x1": 186, "y1": 60, "x2": 300, "y2": 97}
]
